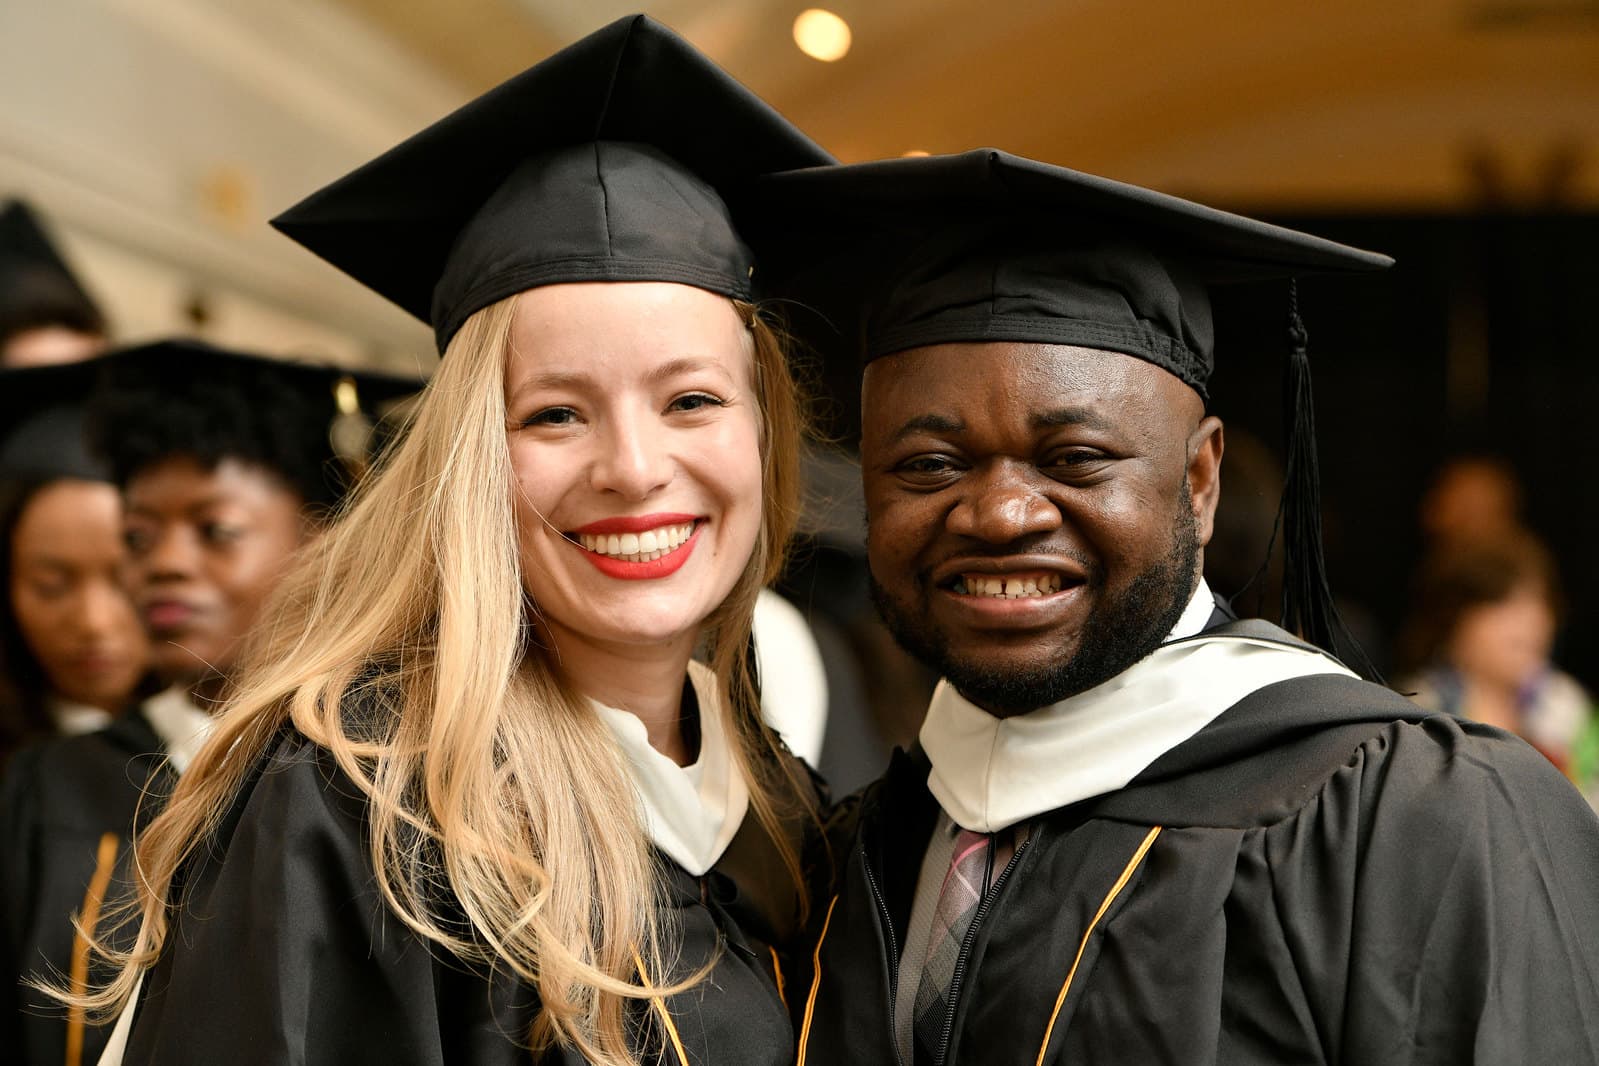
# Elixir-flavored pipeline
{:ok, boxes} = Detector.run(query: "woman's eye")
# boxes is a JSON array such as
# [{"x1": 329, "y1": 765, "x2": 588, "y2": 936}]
[
  {"x1": 123, "y1": 528, "x2": 151, "y2": 554},
  {"x1": 667, "y1": 393, "x2": 725, "y2": 414},
  {"x1": 201, "y1": 523, "x2": 243, "y2": 545},
  {"x1": 27, "y1": 578, "x2": 70, "y2": 600},
  {"x1": 521, "y1": 406, "x2": 580, "y2": 427}
]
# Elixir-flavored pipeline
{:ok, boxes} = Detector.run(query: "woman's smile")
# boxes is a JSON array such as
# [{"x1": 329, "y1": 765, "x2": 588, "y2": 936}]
[{"x1": 567, "y1": 514, "x2": 705, "y2": 579}]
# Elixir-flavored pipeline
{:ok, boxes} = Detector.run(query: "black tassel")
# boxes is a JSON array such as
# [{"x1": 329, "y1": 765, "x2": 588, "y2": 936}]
[{"x1": 1276, "y1": 281, "x2": 1380, "y2": 680}]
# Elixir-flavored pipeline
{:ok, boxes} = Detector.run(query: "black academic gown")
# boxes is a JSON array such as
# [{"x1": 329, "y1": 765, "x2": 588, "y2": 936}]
[
  {"x1": 119, "y1": 729, "x2": 803, "y2": 1065},
  {"x1": 0, "y1": 710, "x2": 173, "y2": 1066},
  {"x1": 797, "y1": 618, "x2": 1599, "y2": 1065}
]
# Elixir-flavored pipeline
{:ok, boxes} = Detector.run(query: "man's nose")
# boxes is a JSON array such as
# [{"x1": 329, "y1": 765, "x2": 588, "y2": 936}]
[{"x1": 946, "y1": 462, "x2": 1062, "y2": 543}]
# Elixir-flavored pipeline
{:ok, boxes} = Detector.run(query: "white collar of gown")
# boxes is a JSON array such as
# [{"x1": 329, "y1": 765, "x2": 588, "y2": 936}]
[
  {"x1": 49, "y1": 698, "x2": 111, "y2": 736},
  {"x1": 140, "y1": 686, "x2": 215, "y2": 777},
  {"x1": 592, "y1": 660, "x2": 749, "y2": 877},
  {"x1": 921, "y1": 579, "x2": 1356, "y2": 833}
]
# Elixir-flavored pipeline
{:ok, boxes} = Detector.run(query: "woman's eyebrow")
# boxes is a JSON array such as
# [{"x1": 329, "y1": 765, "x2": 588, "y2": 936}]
[{"x1": 643, "y1": 356, "x2": 733, "y2": 385}]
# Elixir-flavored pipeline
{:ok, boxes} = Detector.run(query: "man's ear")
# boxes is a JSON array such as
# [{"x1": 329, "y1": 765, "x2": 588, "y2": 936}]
[{"x1": 1188, "y1": 416, "x2": 1225, "y2": 547}]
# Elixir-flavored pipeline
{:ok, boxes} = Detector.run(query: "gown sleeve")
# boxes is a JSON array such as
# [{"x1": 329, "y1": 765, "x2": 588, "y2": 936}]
[
  {"x1": 121, "y1": 736, "x2": 478, "y2": 1066},
  {"x1": 0, "y1": 744, "x2": 43, "y2": 1066},
  {"x1": 1269, "y1": 715, "x2": 1599, "y2": 1065}
]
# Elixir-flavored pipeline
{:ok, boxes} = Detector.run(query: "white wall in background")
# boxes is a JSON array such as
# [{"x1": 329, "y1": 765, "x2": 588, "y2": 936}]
[{"x1": 0, "y1": 0, "x2": 467, "y2": 371}]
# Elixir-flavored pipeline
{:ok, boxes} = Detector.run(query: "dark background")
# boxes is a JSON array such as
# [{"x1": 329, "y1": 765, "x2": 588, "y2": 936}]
[{"x1": 1209, "y1": 212, "x2": 1599, "y2": 689}]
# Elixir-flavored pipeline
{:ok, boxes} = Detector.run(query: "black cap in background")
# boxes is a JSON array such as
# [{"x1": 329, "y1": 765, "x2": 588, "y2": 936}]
[
  {"x1": 272, "y1": 14, "x2": 834, "y2": 354},
  {"x1": 86, "y1": 339, "x2": 422, "y2": 509},
  {"x1": 0, "y1": 200, "x2": 106, "y2": 348},
  {"x1": 0, "y1": 359, "x2": 109, "y2": 484}
]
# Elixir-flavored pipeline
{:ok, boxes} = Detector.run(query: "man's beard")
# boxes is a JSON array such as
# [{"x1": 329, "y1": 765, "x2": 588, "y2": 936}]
[{"x1": 870, "y1": 486, "x2": 1202, "y2": 716}]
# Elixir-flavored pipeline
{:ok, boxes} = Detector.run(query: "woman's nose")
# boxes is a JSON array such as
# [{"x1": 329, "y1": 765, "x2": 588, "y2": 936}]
[{"x1": 589, "y1": 413, "x2": 674, "y2": 500}]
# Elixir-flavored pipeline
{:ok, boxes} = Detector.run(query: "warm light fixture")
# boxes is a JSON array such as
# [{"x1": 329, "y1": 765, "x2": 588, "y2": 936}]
[
  {"x1": 793, "y1": 8, "x2": 851, "y2": 62},
  {"x1": 903, "y1": 149, "x2": 931, "y2": 157}
]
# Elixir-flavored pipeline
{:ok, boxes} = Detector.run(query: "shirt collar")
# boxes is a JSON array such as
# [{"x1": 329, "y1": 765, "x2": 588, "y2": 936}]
[
  {"x1": 591, "y1": 660, "x2": 750, "y2": 876},
  {"x1": 141, "y1": 686, "x2": 215, "y2": 776},
  {"x1": 50, "y1": 699, "x2": 112, "y2": 737},
  {"x1": 920, "y1": 579, "x2": 1352, "y2": 832}
]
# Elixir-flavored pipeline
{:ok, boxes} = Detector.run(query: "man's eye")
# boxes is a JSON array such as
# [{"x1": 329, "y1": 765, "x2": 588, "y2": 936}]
[
  {"x1": 667, "y1": 393, "x2": 726, "y2": 413},
  {"x1": 123, "y1": 528, "x2": 151, "y2": 554},
  {"x1": 522, "y1": 406, "x2": 580, "y2": 427},
  {"x1": 898, "y1": 455, "x2": 959, "y2": 477},
  {"x1": 1048, "y1": 449, "x2": 1110, "y2": 469}
]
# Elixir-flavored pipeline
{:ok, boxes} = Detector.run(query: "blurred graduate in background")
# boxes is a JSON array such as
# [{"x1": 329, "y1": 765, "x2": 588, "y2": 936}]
[{"x1": 0, "y1": 340, "x2": 417, "y2": 1066}]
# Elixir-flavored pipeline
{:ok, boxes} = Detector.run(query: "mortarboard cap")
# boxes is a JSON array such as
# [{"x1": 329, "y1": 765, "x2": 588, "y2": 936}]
[
  {"x1": 0, "y1": 200, "x2": 106, "y2": 347},
  {"x1": 749, "y1": 148, "x2": 1394, "y2": 673},
  {"x1": 272, "y1": 14, "x2": 834, "y2": 355},
  {"x1": 87, "y1": 339, "x2": 423, "y2": 509},
  {"x1": 747, "y1": 148, "x2": 1391, "y2": 396},
  {"x1": 0, "y1": 359, "x2": 109, "y2": 484}
]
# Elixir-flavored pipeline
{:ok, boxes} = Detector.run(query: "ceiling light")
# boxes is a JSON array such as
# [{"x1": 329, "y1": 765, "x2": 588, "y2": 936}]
[{"x1": 793, "y1": 9, "x2": 851, "y2": 62}]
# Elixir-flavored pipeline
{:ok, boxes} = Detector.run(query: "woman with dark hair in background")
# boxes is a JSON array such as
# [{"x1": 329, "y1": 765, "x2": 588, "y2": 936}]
[
  {"x1": 0, "y1": 341, "x2": 416, "y2": 1066},
  {"x1": 1399, "y1": 529, "x2": 1598, "y2": 808},
  {"x1": 0, "y1": 361, "x2": 149, "y2": 766}
]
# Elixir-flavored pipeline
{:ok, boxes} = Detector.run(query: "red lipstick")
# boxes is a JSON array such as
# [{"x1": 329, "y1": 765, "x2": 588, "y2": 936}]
[{"x1": 577, "y1": 522, "x2": 703, "y2": 580}]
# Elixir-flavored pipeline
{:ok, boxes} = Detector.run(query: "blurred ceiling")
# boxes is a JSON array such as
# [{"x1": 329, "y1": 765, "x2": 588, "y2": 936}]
[{"x1": 330, "y1": 0, "x2": 1599, "y2": 209}]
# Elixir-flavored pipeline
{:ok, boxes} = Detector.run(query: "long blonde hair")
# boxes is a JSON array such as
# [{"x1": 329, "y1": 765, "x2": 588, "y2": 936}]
[{"x1": 76, "y1": 292, "x2": 812, "y2": 1065}]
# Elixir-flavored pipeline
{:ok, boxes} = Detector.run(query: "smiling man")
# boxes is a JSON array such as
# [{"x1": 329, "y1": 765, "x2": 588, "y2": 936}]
[{"x1": 754, "y1": 150, "x2": 1599, "y2": 1065}]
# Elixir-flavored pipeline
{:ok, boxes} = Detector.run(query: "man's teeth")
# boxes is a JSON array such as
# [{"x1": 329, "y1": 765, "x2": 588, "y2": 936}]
[
  {"x1": 578, "y1": 522, "x2": 695, "y2": 562},
  {"x1": 954, "y1": 573, "x2": 1064, "y2": 598}
]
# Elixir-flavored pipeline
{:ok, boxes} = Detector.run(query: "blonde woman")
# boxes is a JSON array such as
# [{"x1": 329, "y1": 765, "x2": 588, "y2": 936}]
[{"x1": 76, "y1": 17, "x2": 836, "y2": 1066}]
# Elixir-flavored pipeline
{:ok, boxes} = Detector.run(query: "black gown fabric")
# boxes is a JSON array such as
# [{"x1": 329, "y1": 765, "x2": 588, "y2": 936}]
[
  {"x1": 797, "y1": 620, "x2": 1599, "y2": 1065},
  {"x1": 119, "y1": 729, "x2": 803, "y2": 1065},
  {"x1": 0, "y1": 710, "x2": 172, "y2": 1066}
]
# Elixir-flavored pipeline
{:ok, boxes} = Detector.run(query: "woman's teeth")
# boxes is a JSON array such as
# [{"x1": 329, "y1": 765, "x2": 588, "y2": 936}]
[
  {"x1": 578, "y1": 522, "x2": 695, "y2": 563},
  {"x1": 954, "y1": 573, "x2": 1064, "y2": 598}
]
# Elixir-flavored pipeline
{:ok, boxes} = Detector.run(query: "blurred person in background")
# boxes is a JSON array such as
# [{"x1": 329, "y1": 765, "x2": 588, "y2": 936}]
[
  {"x1": 0, "y1": 340, "x2": 416, "y2": 1066},
  {"x1": 0, "y1": 200, "x2": 109, "y2": 369},
  {"x1": 0, "y1": 360, "x2": 150, "y2": 766},
  {"x1": 1418, "y1": 454, "x2": 1523, "y2": 549},
  {"x1": 1398, "y1": 529, "x2": 1597, "y2": 807}
]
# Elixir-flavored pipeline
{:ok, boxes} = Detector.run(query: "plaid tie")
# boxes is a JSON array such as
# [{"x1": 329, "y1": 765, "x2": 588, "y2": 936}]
[{"x1": 912, "y1": 828, "x2": 992, "y2": 1065}]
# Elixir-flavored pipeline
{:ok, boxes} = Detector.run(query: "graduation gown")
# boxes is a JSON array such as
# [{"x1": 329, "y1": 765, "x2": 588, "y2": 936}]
[
  {"x1": 0, "y1": 710, "x2": 173, "y2": 1066},
  {"x1": 797, "y1": 619, "x2": 1599, "y2": 1065},
  {"x1": 116, "y1": 728, "x2": 802, "y2": 1065}
]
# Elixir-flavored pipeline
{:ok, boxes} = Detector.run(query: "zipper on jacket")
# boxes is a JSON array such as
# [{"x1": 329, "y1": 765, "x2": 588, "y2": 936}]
[
  {"x1": 935, "y1": 837, "x2": 1032, "y2": 1065},
  {"x1": 862, "y1": 852, "x2": 906, "y2": 1066}
]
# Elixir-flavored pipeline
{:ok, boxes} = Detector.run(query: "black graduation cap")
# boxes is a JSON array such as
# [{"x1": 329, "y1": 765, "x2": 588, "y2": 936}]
[
  {"x1": 0, "y1": 358, "x2": 109, "y2": 484},
  {"x1": 271, "y1": 14, "x2": 834, "y2": 355},
  {"x1": 87, "y1": 339, "x2": 423, "y2": 508},
  {"x1": 0, "y1": 200, "x2": 105, "y2": 345},
  {"x1": 749, "y1": 148, "x2": 1394, "y2": 671}
]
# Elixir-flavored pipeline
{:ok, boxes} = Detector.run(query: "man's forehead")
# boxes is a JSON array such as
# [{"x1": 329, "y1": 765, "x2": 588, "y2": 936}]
[
  {"x1": 861, "y1": 341, "x2": 1202, "y2": 443},
  {"x1": 864, "y1": 341, "x2": 1188, "y2": 403}
]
